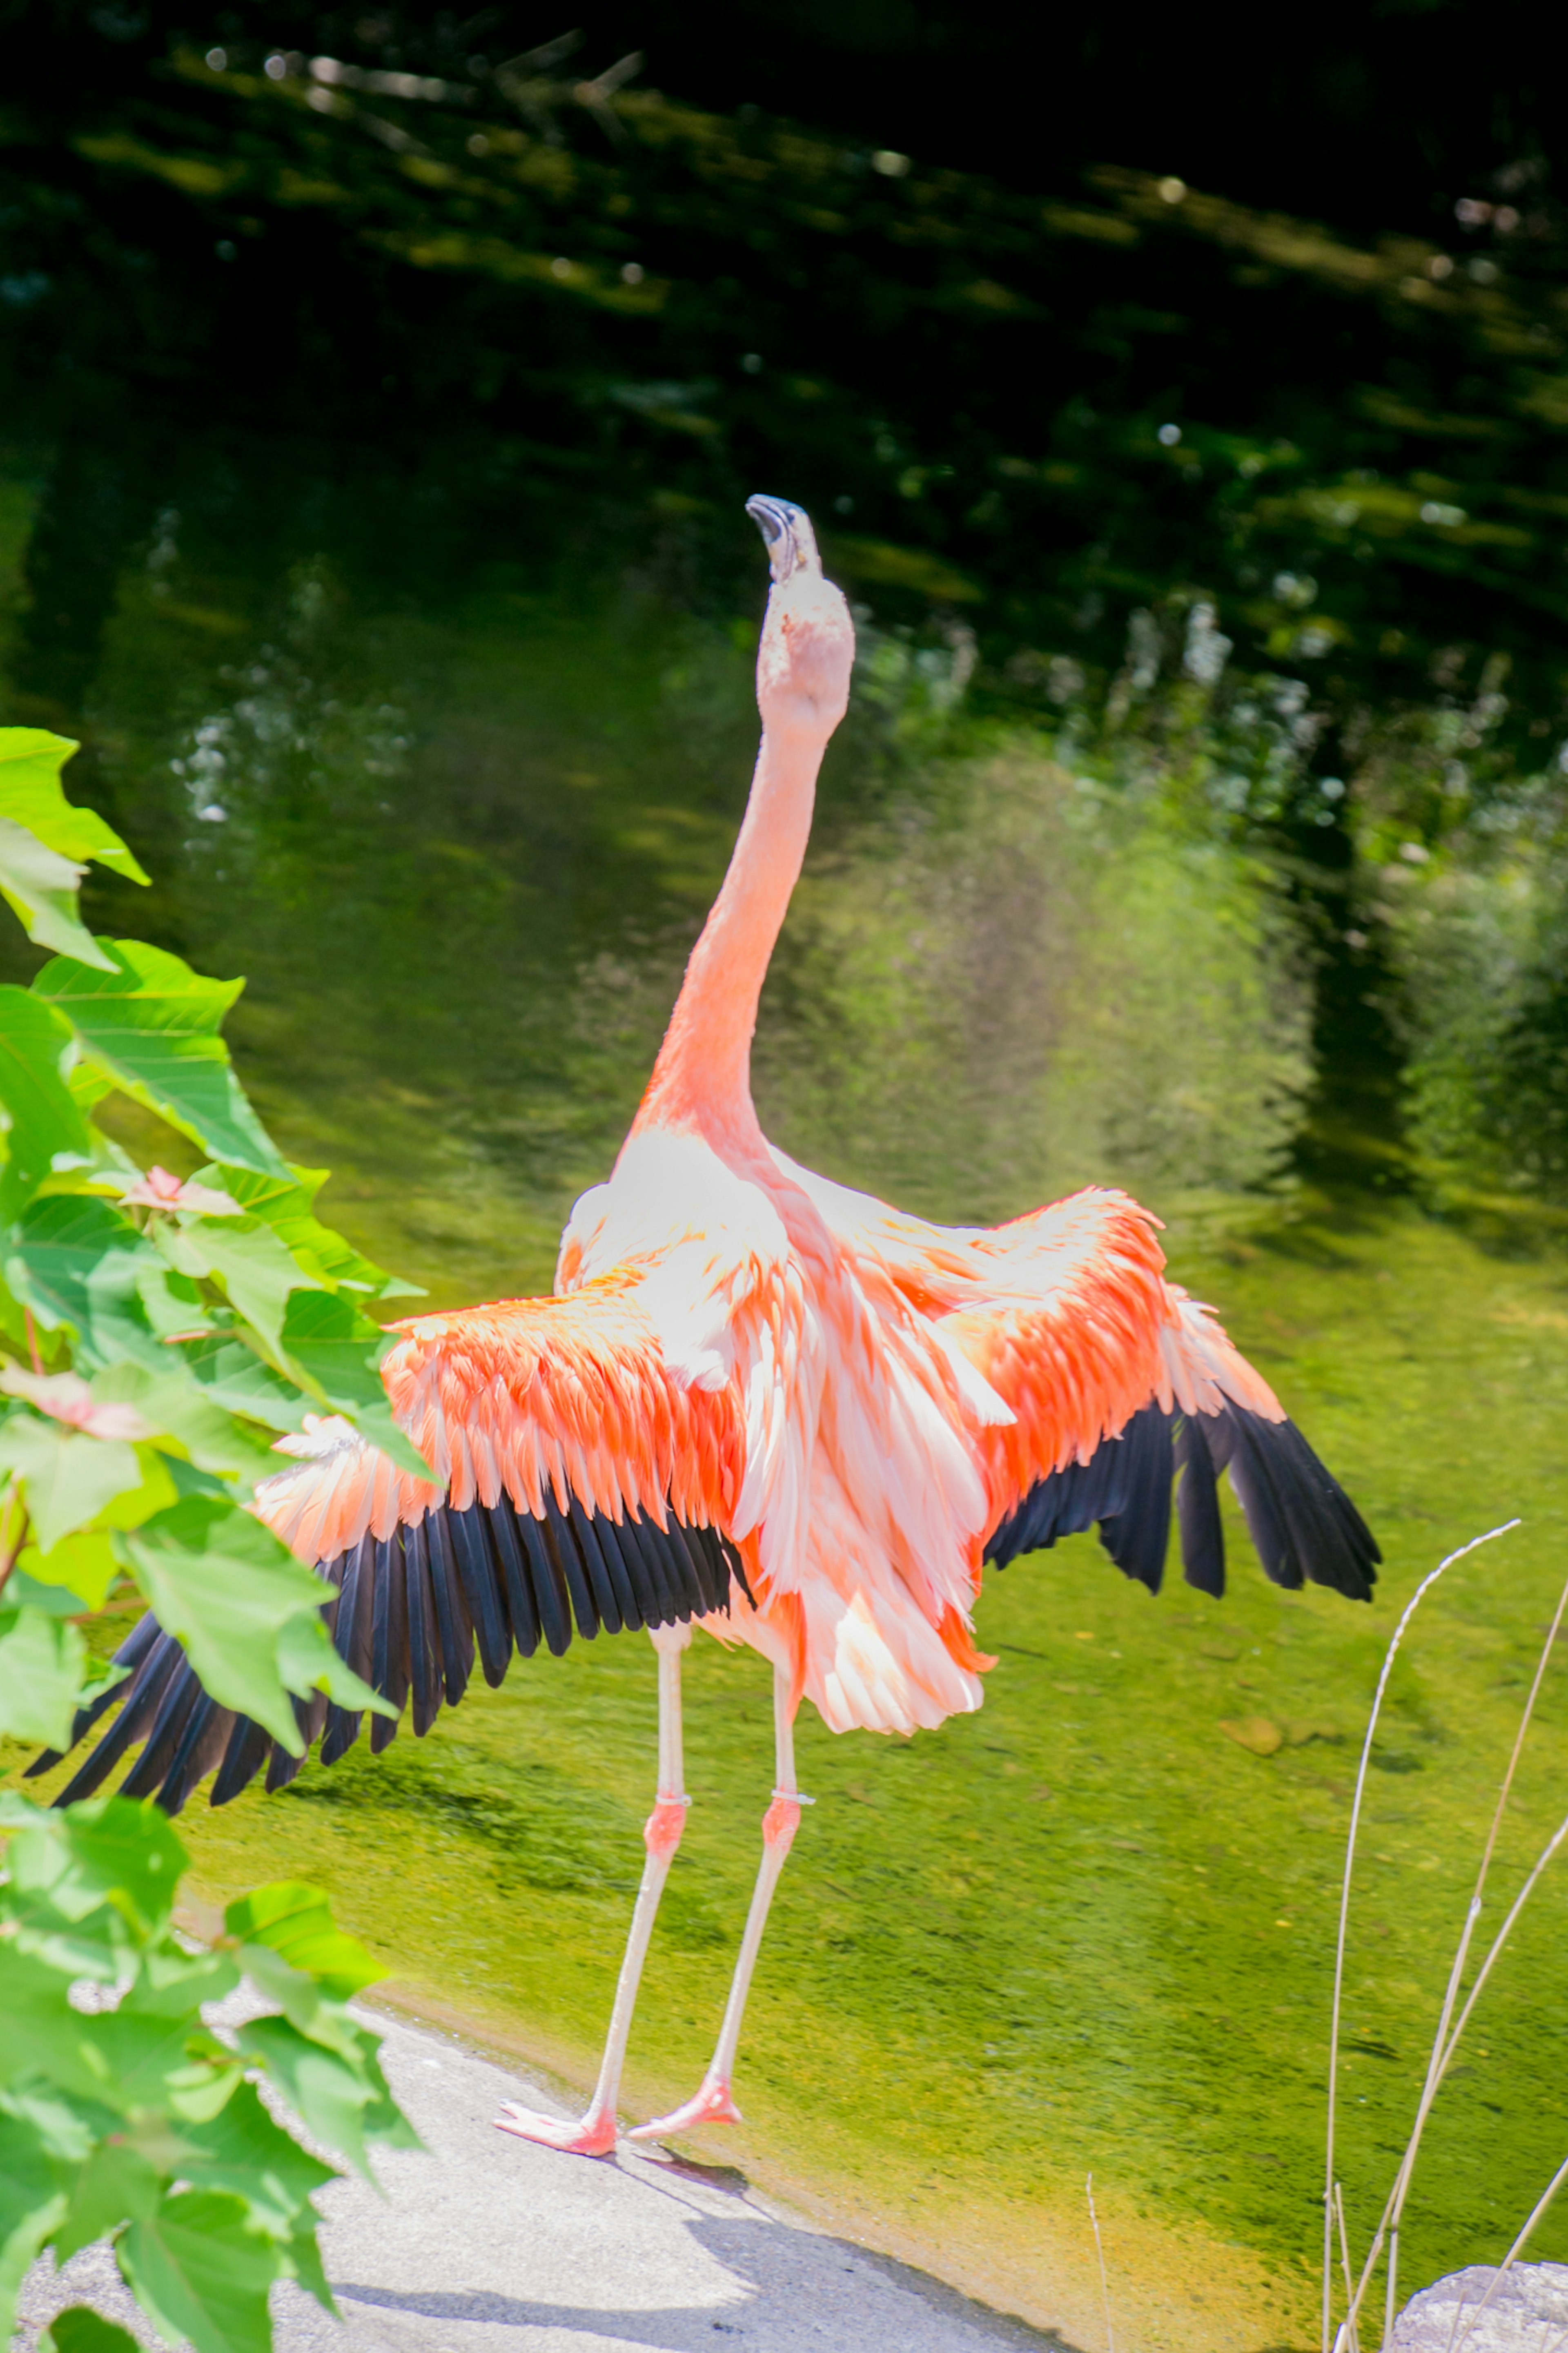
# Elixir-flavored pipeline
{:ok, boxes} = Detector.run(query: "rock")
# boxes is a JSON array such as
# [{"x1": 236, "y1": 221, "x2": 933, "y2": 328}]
[
  {"x1": 1392, "y1": 2261, "x2": 1568, "y2": 2350},
  {"x1": 1221, "y1": 1715, "x2": 1283, "y2": 1755}
]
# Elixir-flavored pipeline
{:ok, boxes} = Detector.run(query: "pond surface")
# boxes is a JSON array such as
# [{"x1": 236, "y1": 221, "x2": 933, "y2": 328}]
[{"x1": 6, "y1": 36, "x2": 1568, "y2": 2344}]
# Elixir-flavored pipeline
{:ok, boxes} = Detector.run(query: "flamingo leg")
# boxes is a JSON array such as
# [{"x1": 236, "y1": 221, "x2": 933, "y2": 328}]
[
  {"x1": 629, "y1": 1659, "x2": 805, "y2": 2139},
  {"x1": 494, "y1": 1622, "x2": 692, "y2": 2157}
]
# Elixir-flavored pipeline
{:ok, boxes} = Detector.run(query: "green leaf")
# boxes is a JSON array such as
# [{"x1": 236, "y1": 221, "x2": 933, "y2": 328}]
[
  {"x1": 0, "y1": 1792, "x2": 189, "y2": 1939},
  {"x1": 232, "y1": 2016, "x2": 383, "y2": 2178},
  {"x1": 280, "y1": 1290, "x2": 433, "y2": 1479},
  {"x1": 120, "y1": 1496, "x2": 330, "y2": 1752},
  {"x1": 0, "y1": 1412, "x2": 140, "y2": 1553},
  {"x1": 135, "y1": 1261, "x2": 212, "y2": 1341},
  {"x1": 34, "y1": 941, "x2": 288, "y2": 1180},
  {"x1": 273, "y1": 1610, "x2": 396, "y2": 1723},
  {"x1": 0, "y1": 2108, "x2": 68, "y2": 2348},
  {"x1": 0, "y1": 818, "x2": 109, "y2": 972},
  {"x1": 87, "y1": 2008, "x2": 241, "y2": 2123},
  {"x1": 3, "y1": 1194, "x2": 165, "y2": 1370},
  {"x1": 156, "y1": 1215, "x2": 322, "y2": 1352},
  {"x1": 0, "y1": 1607, "x2": 85, "y2": 1748},
  {"x1": 175, "y1": 1331, "x2": 315, "y2": 1433},
  {"x1": 54, "y1": 2138, "x2": 162, "y2": 2263},
  {"x1": 174, "y1": 2080, "x2": 336, "y2": 2237},
  {"x1": 0, "y1": 988, "x2": 94, "y2": 1220},
  {"x1": 0, "y1": 732, "x2": 149, "y2": 883},
  {"x1": 225, "y1": 1882, "x2": 387, "y2": 1998},
  {"x1": 196, "y1": 1164, "x2": 422, "y2": 1300},
  {"x1": 280, "y1": 2208, "x2": 337, "y2": 2313},
  {"x1": 0, "y1": 1943, "x2": 114, "y2": 2101},
  {"x1": 118, "y1": 2188, "x2": 280, "y2": 2353},
  {"x1": 13, "y1": 1526, "x2": 122, "y2": 1610},
  {"x1": 120, "y1": 1939, "x2": 238, "y2": 2020},
  {"x1": 89, "y1": 1365, "x2": 283, "y2": 1488},
  {"x1": 41, "y1": 2307, "x2": 145, "y2": 2353}
]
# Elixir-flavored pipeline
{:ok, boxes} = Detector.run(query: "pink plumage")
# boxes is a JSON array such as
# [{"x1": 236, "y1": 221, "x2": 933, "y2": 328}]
[{"x1": 44, "y1": 494, "x2": 1377, "y2": 2152}]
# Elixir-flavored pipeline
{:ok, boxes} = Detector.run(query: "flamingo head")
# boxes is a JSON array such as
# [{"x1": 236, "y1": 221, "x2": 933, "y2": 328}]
[{"x1": 746, "y1": 495, "x2": 854, "y2": 739}]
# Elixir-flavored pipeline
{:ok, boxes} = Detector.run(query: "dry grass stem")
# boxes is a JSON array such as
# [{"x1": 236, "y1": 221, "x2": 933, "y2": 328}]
[
  {"x1": 1444, "y1": 2146, "x2": 1568, "y2": 2352},
  {"x1": 1086, "y1": 2173, "x2": 1114, "y2": 2353},
  {"x1": 1334, "y1": 2181, "x2": 1362, "y2": 2353},
  {"x1": 1363, "y1": 1559, "x2": 1568, "y2": 2344},
  {"x1": 1323, "y1": 1523, "x2": 1520, "y2": 2353}
]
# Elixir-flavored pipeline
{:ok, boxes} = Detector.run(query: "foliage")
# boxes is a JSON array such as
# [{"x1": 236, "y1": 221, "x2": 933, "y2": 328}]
[
  {"x1": 0, "y1": 725, "x2": 419, "y2": 2350},
  {"x1": 9, "y1": 13, "x2": 1568, "y2": 743}
]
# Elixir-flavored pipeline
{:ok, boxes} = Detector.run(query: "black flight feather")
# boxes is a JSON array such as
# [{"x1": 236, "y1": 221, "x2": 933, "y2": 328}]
[{"x1": 986, "y1": 1397, "x2": 1377, "y2": 1606}]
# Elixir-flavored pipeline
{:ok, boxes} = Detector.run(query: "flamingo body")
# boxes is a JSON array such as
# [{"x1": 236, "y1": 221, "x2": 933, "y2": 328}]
[{"x1": 38, "y1": 497, "x2": 1376, "y2": 2143}]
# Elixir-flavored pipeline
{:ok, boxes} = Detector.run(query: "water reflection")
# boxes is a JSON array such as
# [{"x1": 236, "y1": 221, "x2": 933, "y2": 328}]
[{"x1": 0, "y1": 429, "x2": 1310, "y2": 1302}]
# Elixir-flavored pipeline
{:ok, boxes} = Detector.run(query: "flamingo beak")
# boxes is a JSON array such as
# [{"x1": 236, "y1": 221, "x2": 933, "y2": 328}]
[{"x1": 746, "y1": 494, "x2": 801, "y2": 584}]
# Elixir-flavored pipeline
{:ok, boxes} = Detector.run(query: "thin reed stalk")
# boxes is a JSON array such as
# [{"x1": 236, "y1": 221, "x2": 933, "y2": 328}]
[
  {"x1": 1323, "y1": 1524, "x2": 1520, "y2": 2353},
  {"x1": 1335, "y1": 2182, "x2": 1361, "y2": 2353},
  {"x1": 1370, "y1": 1561, "x2": 1568, "y2": 2344},
  {"x1": 1344, "y1": 1798, "x2": 1568, "y2": 2342},
  {"x1": 1445, "y1": 2145, "x2": 1568, "y2": 2352},
  {"x1": 1086, "y1": 2173, "x2": 1113, "y2": 2353}
]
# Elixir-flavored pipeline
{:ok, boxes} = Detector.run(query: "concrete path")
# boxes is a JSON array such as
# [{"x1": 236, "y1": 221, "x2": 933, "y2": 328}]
[{"x1": 18, "y1": 2005, "x2": 1070, "y2": 2353}]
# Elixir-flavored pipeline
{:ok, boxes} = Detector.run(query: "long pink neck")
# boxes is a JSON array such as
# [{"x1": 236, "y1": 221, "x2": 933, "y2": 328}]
[{"x1": 632, "y1": 718, "x2": 824, "y2": 1148}]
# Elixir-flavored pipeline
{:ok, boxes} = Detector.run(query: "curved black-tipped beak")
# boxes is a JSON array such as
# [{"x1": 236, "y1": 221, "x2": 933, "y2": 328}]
[{"x1": 746, "y1": 493, "x2": 811, "y2": 584}]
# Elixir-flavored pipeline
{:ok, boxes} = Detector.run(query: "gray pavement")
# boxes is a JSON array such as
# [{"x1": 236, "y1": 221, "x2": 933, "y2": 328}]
[{"x1": 17, "y1": 2004, "x2": 1071, "y2": 2353}]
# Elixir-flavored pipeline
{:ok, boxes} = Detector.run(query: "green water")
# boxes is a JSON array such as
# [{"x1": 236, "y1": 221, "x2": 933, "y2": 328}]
[{"x1": 6, "y1": 33, "x2": 1568, "y2": 2342}]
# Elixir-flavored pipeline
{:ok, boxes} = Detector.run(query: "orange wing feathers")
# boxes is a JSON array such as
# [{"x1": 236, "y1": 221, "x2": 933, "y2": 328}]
[{"x1": 256, "y1": 1274, "x2": 743, "y2": 1564}]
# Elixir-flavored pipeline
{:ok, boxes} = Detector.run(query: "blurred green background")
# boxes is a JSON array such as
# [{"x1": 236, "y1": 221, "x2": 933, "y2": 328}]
[{"x1": 6, "y1": 7, "x2": 1568, "y2": 2342}]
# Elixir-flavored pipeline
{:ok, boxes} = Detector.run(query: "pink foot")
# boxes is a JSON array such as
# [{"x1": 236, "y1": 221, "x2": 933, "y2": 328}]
[
  {"x1": 494, "y1": 2097, "x2": 619, "y2": 2157},
  {"x1": 627, "y1": 2072, "x2": 743, "y2": 2140}
]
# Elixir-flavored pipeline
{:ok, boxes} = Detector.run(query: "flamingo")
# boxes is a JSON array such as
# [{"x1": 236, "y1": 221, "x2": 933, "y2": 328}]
[{"x1": 37, "y1": 496, "x2": 1379, "y2": 2155}]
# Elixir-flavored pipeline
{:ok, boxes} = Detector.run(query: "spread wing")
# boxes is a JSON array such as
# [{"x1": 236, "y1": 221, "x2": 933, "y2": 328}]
[
  {"x1": 32, "y1": 1275, "x2": 750, "y2": 1815},
  {"x1": 945, "y1": 1197, "x2": 1379, "y2": 1602},
  {"x1": 773, "y1": 1160, "x2": 1378, "y2": 1605}
]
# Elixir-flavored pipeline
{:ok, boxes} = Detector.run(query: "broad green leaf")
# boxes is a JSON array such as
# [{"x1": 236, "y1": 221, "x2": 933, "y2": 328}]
[
  {"x1": 136, "y1": 1262, "x2": 213, "y2": 1341},
  {"x1": 196, "y1": 1164, "x2": 421, "y2": 1300},
  {"x1": 232, "y1": 2016, "x2": 384, "y2": 2178},
  {"x1": 54, "y1": 2139, "x2": 162, "y2": 2264},
  {"x1": 90, "y1": 1364, "x2": 282, "y2": 1488},
  {"x1": 0, "y1": 1413, "x2": 140, "y2": 1553},
  {"x1": 3, "y1": 1195, "x2": 165, "y2": 1370},
  {"x1": 224, "y1": 1882, "x2": 386, "y2": 1998},
  {"x1": 281, "y1": 1290, "x2": 432, "y2": 1480},
  {"x1": 13, "y1": 1527, "x2": 121, "y2": 1609},
  {"x1": 0, "y1": 2088, "x2": 97, "y2": 2165},
  {"x1": 0, "y1": 1944, "x2": 114, "y2": 2101},
  {"x1": 156, "y1": 1214, "x2": 321, "y2": 1351},
  {"x1": 174, "y1": 2081, "x2": 336, "y2": 2238},
  {"x1": 34, "y1": 942, "x2": 288, "y2": 1180},
  {"x1": 343, "y1": 2036, "x2": 418, "y2": 2153},
  {"x1": 0, "y1": 2108, "x2": 68, "y2": 2347},
  {"x1": 0, "y1": 1607, "x2": 85, "y2": 1747},
  {"x1": 274, "y1": 1610, "x2": 396, "y2": 1722},
  {"x1": 121, "y1": 1496, "x2": 330, "y2": 1752},
  {"x1": 0, "y1": 732, "x2": 149, "y2": 883},
  {"x1": 0, "y1": 817, "x2": 111, "y2": 973},
  {"x1": 176, "y1": 1331, "x2": 314, "y2": 1433},
  {"x1": 281, "y1": 2209, "x2": 337, "y2": 2313},
  {"x1": 0, "y1": 1792, "x2": 188, "y2": 1938},
  {"x1": 42, "y1": 2308, "x2": 145, "y2": 2353},
  {"x1": 232, "y1": 1945, "x2": 363, "y2": 2060},
  {"x1": 87, "y1": 2008, "x2": 241, "y2": 2123},
  {"x1": 118, "y1": 2188, "x2": 280, "y2": 2353},
  {"x1": 121, "y1": 1939, "x2": 238, "y2": 2020},
  {"x1": 0, "y1": 988, "x2": 93, "y2": 1220}
]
